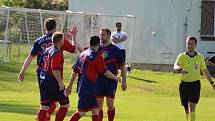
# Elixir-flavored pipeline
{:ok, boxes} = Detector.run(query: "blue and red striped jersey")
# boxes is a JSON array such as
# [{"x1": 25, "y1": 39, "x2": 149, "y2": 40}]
[
  {"x1": 30, "y1": 33, "x2": 75, "y2": 68},
  {"x1": 98, "y1": 43, "x2": 125, "y2": 75},
  {"x1": 30, "y1": 33, "x2": 53, "y2": 65},
  {"x1": 73, "y1": 48, "x2": 106, "y2": 95}
]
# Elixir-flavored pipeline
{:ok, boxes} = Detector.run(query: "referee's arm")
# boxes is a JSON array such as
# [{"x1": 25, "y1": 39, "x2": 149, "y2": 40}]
[
  {"x1": 202, "y1": 69, "x2": 215, "y2": 90},
  {"x1": 173, "y1": 62, "x2": 188, "y2": 74}
]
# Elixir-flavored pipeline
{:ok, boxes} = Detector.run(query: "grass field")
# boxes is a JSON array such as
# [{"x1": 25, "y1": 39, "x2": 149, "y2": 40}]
[{"x1": 1, "y1": 45, "x2": 215, "y2": 121}]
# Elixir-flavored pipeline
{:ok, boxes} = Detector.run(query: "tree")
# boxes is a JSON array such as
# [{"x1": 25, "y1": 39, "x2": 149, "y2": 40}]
[{"x1": 0, "y1": 0, "x2": 68, "y2": 11}]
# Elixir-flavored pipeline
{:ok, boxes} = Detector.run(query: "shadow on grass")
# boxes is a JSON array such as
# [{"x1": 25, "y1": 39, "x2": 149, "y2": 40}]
[
  {"x1": 128, "y1": 76, "x2": 158, "y2": 83},
  {"x1": 0, "y1": 101, "x2": 77, "y2": 116},
  {"x1": 0, "y1": 62, "x2": 21, "y2": 73},
  {"x1": 0, "y1": 101, "x2": 37, "y2": 115}
]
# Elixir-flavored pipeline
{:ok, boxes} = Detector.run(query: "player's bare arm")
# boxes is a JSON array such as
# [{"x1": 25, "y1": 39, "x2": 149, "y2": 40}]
[
  {"x1": 65, "y1": 25, "x2": 78, "y2": 50},
  {"x1": 103, "y1": 70, "x2": 121, "y2": 82},
  {"x1": 64, "y1": 71, "x2": 77, "y2": 96},
  {"x1": 18, "y1": 55, "x2": 35, "y2": 82},
  {"x1": 120, "y1": 64, "x2": 127, "y2": 91},
  {"x1": 201, "y1": 69, "x2": 215, "y2": 90},
  {"x1": 52, "y1": 70, "x2": 64, "y2": 90}
]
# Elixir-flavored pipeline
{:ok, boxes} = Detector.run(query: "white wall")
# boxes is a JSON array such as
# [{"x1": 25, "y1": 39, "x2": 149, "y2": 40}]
[{"x1": 69, "y1": 0, "x2": 215, "y2": 64}]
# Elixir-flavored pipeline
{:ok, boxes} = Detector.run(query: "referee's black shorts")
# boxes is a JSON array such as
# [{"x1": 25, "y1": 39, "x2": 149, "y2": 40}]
[{"x1": 179, "y1": 80, "x2": 201, "y2": 106}]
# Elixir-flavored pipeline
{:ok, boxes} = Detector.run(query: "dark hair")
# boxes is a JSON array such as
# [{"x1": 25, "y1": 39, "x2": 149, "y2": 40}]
[
  {"x1": 44, "y1": 18, "x2": 56, "y2": 31},
  {"x1": 52, "y1": 32, "x2": 64, "y2": 44},
  {"x1": 101, "y1": 28, "x2": 111, "y2": 36},
  {"x1": 187, "y1": 36, "x2": 197, "y2": 45},
  {"x1": 90, "y1": 36, "x2": 100, "y2": 47},
  {"x1": 116, "y1": 22, "x2": 122, "y2": 27}
]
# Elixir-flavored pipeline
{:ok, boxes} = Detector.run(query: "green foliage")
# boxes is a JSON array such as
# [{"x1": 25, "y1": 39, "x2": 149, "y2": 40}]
[{"x1": 0, "y1": 0, "x2": 68, "y2": 10}]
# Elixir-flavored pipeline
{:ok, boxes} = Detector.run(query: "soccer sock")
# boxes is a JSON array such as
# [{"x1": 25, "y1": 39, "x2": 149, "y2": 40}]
[
  {"x1": 69, "y1": 111, "x2": 81, "y2": 121},
  {"x1": 92, "y1": 115, "x2": 100, "y2": 121},
  {"x1": 37, "y1": 109, "x2": 47, "y2": 121},
  {"x1": 99, "y1": 110, "x2": 103, "y2": 121},
  {"x1": 107, "y1": 108, "x2": 115, "y2": 121},
  {"x1": 55, "y1": 107, "x2": 68, "y2": 121},
  {"x1": 47, "y1": 101, "x2": 57, "y2": 120},
  {"x1": 190, "y1": 112, "x2": 196, "y2": 121}
]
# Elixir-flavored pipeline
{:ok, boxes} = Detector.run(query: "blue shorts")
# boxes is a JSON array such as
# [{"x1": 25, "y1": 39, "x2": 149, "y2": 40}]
[
  {"x1": 38, "y1": 70, "x2": 69, "y2": 106},
  {"x1": 78, "y1": 94, "x2": 98, "y2": 111},
  {"x1": 96, "y1": 75, "x2": 118, "y2": 98}
]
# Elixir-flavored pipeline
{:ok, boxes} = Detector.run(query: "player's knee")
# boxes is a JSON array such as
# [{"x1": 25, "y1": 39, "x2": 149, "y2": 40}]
[
  {"x1": 61, "y1": 103, "x2": 70, "y2": 109},
  {"x1": 107, "y1": 102, "x2": 114, "y2": 110},
  {"x1": 92, "y1": 109, "x2": 99, "y2": 115},
  {"x1": 106, "y1": 98, "x2": 114, "y2": 110},
  {"x1": 96, "y1": 98, "x2": 104, "y2": 108},
  {"x1": 40, "y1": 105, "x2": 49, "y2": 110},
  {"x1": 78, "y1": 111, "x2": 86, "y2": 116},
  {"x1": 107, "y1": 105, "x2": 114, "y2": 110}
]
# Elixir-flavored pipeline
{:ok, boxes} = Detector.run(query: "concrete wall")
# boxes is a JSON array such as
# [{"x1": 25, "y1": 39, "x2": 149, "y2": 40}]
[{"x1": 69, "y1": 0, "x2": 215, "y2": 65}]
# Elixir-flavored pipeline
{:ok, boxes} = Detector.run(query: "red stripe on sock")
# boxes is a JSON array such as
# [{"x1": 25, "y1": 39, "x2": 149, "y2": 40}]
[
  {"x1": 99, "y1": 110, "x2": 103, "y2": 121},
  {"x1": 69, "y1": 111, "x2": 81, "y2": 121},
  {"x1": 92, "y1": 115, "x2": 100, "y2": 121},
  {"x1": 37, "y1": 109, "x2": 47, "y2": 121},
  {"x1": 55, "y1": 107, "x2": 68, "y2": 121},
  {"x1": 107, "y1": 108, "x2": 115, "y2": 121},
  {"x1": 47, "y1": 101, "x2": 57, "y2": 120}
]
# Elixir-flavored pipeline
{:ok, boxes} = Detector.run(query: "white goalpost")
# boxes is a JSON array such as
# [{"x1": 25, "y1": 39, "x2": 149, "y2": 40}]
[{"x1": 0, "y1": 7, "x2": 136, "y2": 65}]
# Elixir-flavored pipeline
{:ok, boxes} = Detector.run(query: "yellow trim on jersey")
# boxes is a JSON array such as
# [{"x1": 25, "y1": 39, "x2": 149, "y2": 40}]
[{"x1": 175, "y1": 52, "x2": 206, "y2": 82}]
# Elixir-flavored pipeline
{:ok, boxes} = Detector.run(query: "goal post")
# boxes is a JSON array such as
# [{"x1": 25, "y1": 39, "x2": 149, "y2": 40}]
[{"x1": 0, "y1": 7, "x2": 136, "y2": 65}]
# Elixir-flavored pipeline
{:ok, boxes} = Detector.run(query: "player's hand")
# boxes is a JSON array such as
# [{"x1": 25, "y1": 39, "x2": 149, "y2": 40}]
[
  {"x1": 59, "y1": 82, "x2": 65, "y2": 91},
  {"x1": 64, "y1": 86, "x2": 72, "y2": 97},
  {"x1": 70, "y1": 25, "x2": 78, "y2": 36},
  {"x1": 117, "y1": 77, "x2": 121, "y2": 83},
  {"x1": 180, "y1": 69, "x2": 188, "y2": 74},
  {"x1": 18, "y1": 72, "x2": 24, "y2": 82},
  {"x1": 121, "y1": 80, "x2": 127, "y2": 91}
]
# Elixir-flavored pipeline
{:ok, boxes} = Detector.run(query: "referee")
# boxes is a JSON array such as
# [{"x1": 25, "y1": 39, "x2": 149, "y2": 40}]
[{"x1": 174, "y1": 36, "x2": 215, "y2": 121}]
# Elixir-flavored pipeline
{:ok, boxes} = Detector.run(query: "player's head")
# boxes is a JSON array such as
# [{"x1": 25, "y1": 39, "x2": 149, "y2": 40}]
[
  {"x1": 44, "y1": 18, "x2": 57, "y2": 33},
  {"x1": 100, "y1": 28, "x2": 111, "y2": 44},
  {"x1": 116, "y1": 22, "x2": 122, "y2": 32},
  {"x1": 90, "y1": 36, "x2": 100, "y2": 50},
  {"x1": 52, "y1": 32, "x2": 64, "y2": 47},
  {"x1": 186, "y1": 36, "x2": 197, "y2": 52}
]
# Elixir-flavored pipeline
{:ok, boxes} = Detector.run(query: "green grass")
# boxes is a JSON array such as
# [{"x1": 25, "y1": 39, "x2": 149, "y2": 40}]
[{"x1": 1, "y1": 45, "x2": 215, "y2": 121}]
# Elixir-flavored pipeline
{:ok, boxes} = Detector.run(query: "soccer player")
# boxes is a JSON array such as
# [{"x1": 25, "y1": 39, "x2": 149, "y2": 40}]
[
  {"x1": 97, "y1": 29, "x2": 127, "y2": 121},
  {"x1": 64, "y1": 36, "x2": 121, "y2": 121},
  {"x1": 37, "y1": 32, "x2": 75, "y2": 121},
  {"x1": 18, "y1": 18, "x2": 77, "y2": 120},
  {"x1": 173, "y1": 36, "x2": 215, "y2": 121}
]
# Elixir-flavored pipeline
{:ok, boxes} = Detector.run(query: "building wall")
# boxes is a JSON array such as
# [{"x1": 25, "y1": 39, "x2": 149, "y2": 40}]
[{"x1": 69, "y1": 0, "x2": 215, "y2": 64}]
